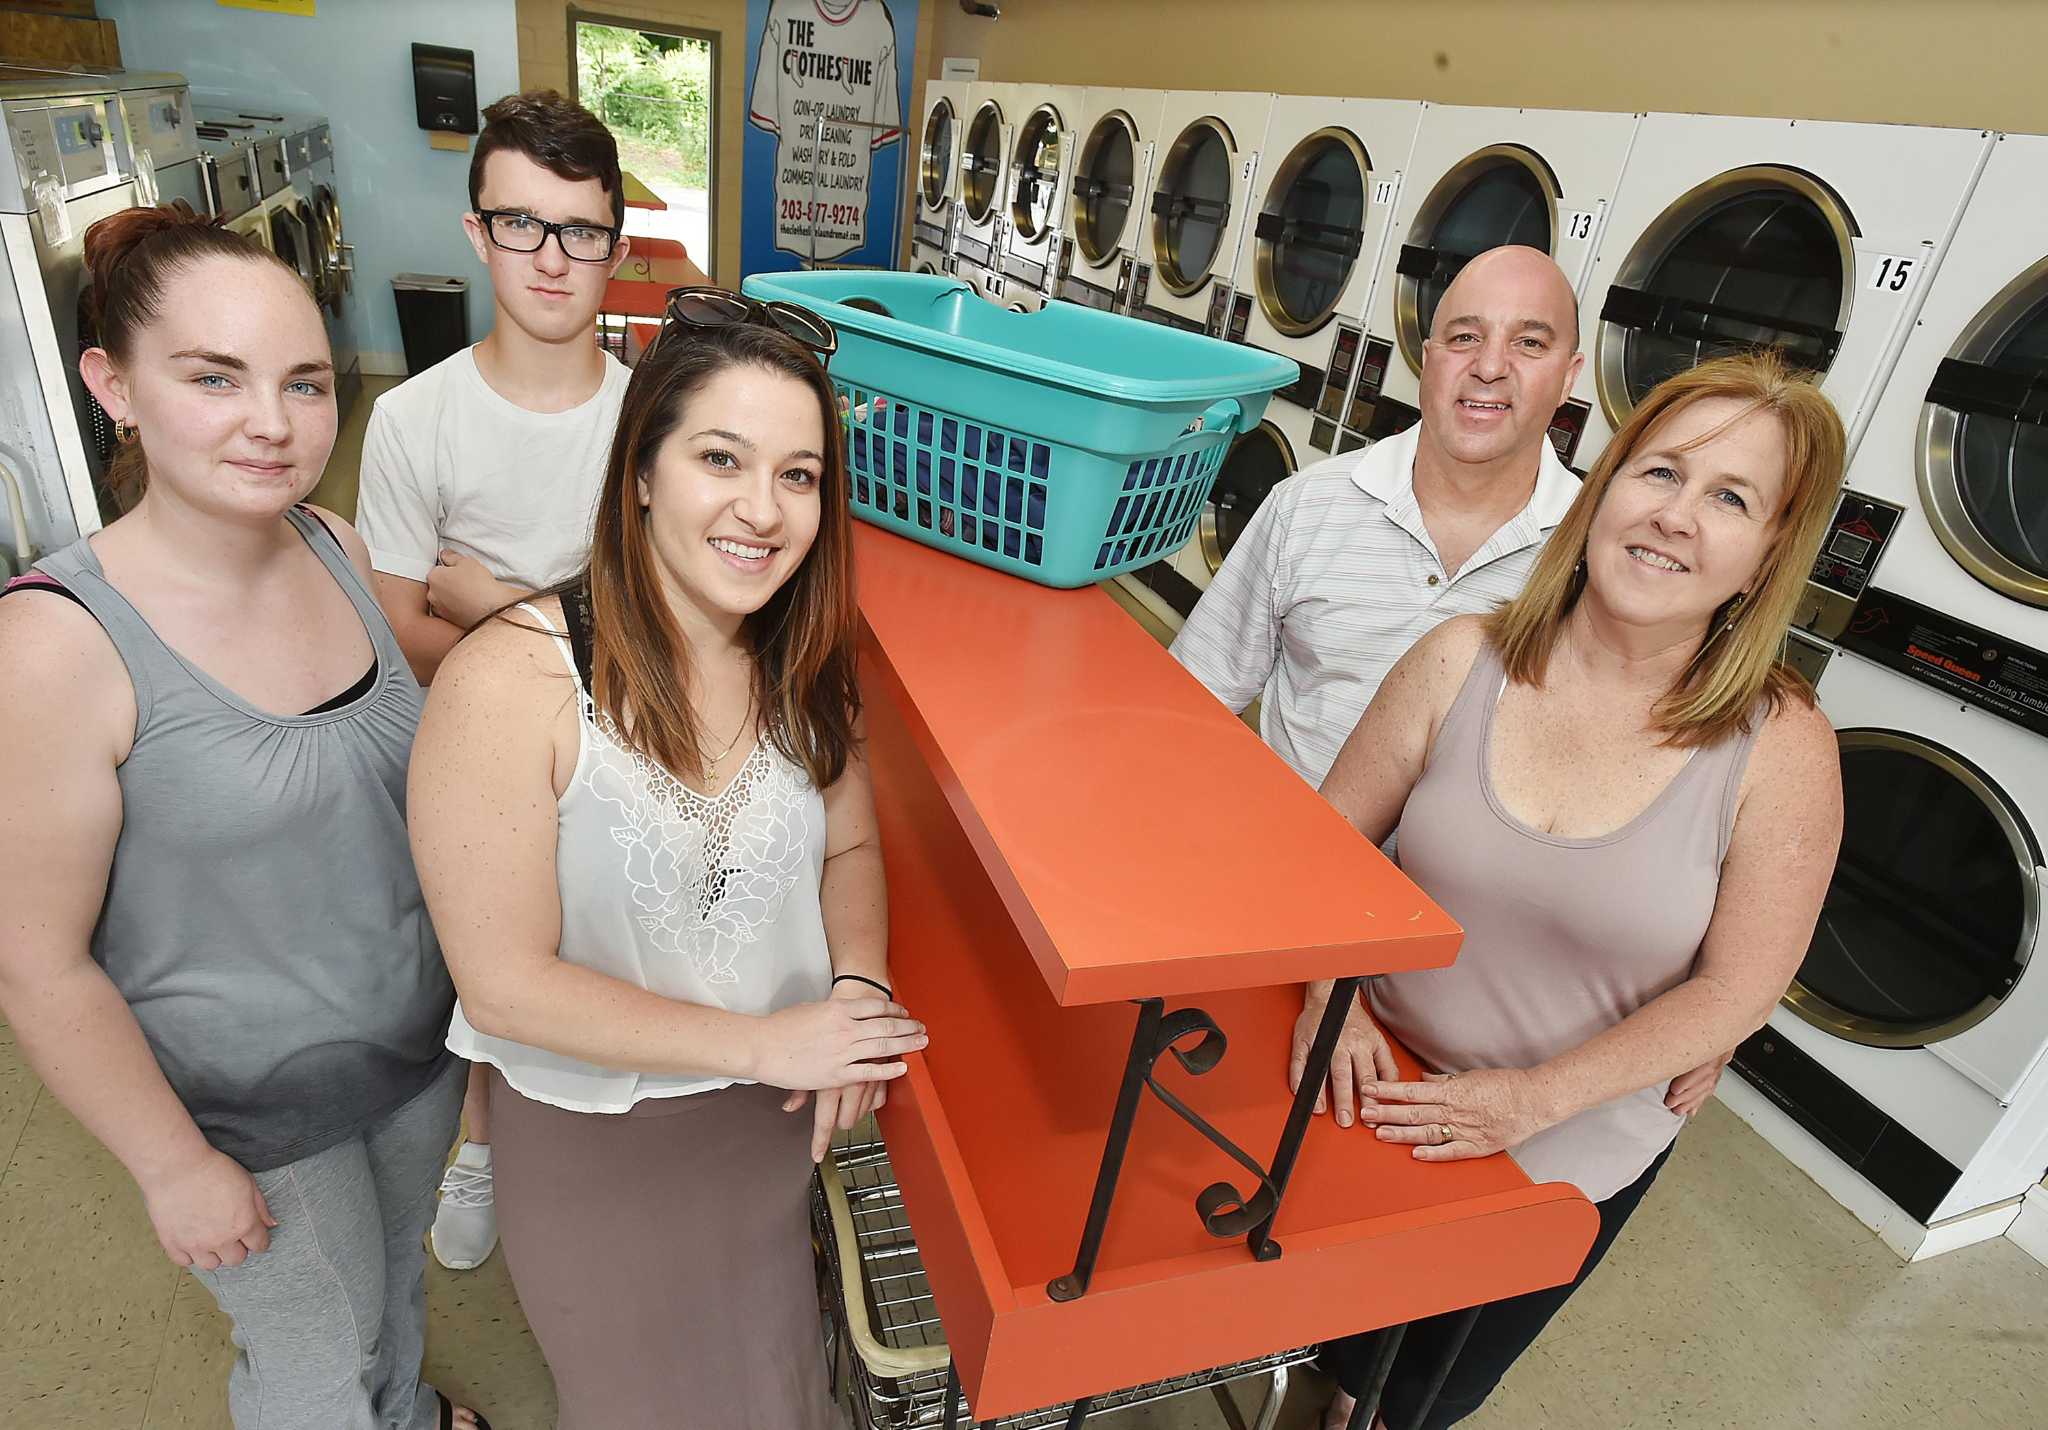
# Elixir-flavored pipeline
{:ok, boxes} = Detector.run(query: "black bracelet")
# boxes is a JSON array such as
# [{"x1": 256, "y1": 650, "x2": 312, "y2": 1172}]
[{"x1": 832, "y1": 972, "x2": 894, "y2": 1000}]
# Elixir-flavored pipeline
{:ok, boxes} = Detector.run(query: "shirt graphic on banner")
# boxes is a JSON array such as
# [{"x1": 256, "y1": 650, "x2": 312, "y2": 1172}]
[{"x1": 748, "y1": 0, "x2": 903, "y2": 261}]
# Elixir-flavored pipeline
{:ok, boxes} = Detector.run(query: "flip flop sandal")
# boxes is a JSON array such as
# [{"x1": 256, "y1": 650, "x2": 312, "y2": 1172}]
[{"x1": 438, "y1": 1390, "x2": 494, "y2": 1430}]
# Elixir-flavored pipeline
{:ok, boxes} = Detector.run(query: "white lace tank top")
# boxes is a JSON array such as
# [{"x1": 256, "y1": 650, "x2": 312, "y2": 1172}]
[{"x1": 446, "y1": 603, "x2": 832, "y2": 1112}]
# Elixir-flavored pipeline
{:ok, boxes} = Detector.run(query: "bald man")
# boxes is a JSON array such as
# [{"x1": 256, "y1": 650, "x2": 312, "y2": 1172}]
[{"x1": 1172, "y1": 245, "x2": 1586, "y2": 788}]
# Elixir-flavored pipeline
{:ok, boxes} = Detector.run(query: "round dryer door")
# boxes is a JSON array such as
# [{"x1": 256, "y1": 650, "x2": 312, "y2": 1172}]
[
  {"x1": 920, "y1": 99, "x2": 955, "y2": 210},
  {"x1": 1395, "y1": 145, "x2": 1557, "y2": 373},
  {"x1": 1918, "y1": 257, "x2": 2048, "y2": 607},
  {"x1": 1198, "y1": 420, "x2": 1297, "y2": 573},
  {"x1": 1785, "y1": 730, "x2": 2040, "y2": 1048},
  {"x1": 1253, "y1": 128, "x2": 1370, "y2": 338},
  {"x1": 1072, "y1": 110, "x2": 1140, "y2": 268},
  {"x1": 1597, "y1": 167, "x2": 1852, "y2": 429},
  {"x1": 1009, "y1": 104, "x2": 1065, "y2": 243},
  {"x1": 962, "y1": 101, "x2": 1005, "y2": 224},
  {"x1": 314, "y1": 185, "x2": 347, "y2": 314},
  {"x1": 1152, "y1": 117, "x2": 1235, "y2": 297}
]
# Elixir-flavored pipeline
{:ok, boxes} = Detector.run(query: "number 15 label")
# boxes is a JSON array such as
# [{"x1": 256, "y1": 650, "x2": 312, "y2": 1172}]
[{"x1": 1870, "y1": 255, "x2": 1919, "y2": 293}]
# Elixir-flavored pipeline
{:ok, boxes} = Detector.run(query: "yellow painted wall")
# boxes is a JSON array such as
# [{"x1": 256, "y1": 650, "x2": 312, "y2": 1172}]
[
  {"x1": 517, "y1": 1, "x2": 936, "y2": 284},
  {"x1": 927, "y1": 0, "x2": 2048, "y2": 134}
]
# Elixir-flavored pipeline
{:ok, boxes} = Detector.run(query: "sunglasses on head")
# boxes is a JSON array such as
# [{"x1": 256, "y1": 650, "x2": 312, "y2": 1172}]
[{"x1": 647, "y1": 286, "x2": 837, "y2": 363}]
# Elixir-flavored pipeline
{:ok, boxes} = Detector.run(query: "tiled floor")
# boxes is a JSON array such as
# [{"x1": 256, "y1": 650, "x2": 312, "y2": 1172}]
[
  {"x1": 3, "y1": 1005, "x2": 2042, "y2": 1430},
  {"x1": 6, "y1": 379, "x2": 2043, "y2": 1427}
]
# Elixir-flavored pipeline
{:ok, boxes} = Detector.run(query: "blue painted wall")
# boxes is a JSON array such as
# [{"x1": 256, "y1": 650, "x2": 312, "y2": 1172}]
[{"x1": 100, "y1": 0, "x2": 520, "y2": 372}]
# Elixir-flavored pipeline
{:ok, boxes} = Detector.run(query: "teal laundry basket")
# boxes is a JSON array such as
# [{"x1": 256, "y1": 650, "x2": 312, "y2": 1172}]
[{"x1": 739, "y1": 270, "x2": 1298, "y2": 588}]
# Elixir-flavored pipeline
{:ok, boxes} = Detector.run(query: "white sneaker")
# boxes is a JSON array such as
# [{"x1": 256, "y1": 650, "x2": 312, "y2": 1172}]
[{"x1": 430, "y1": 1141, "x2": 497, "y2": 1270}]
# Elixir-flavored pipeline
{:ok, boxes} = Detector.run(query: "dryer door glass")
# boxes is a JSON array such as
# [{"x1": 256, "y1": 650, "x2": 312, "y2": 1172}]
[
  {"x1": 270, "y1": 208, "x2": 312, "y2": 287},
  {"x1": 1009, "y1": 106, "x2": 1064, "y2": 242},
  {"x1": 1153, "y1": 120, "x2": 1233, "y2": 295},
  {"x1": 1787, "y1": 734, "x2": 2035, "y2": 1047},
  {"x1": 920, "y1": 100, "x2": 954, "y2": 208},
  {"x1": 1255, "y1": 129, "x2": 1368, "y2": 338},
  {"x1": 1397, "y1": 150, "x2": 1553, "y2": 372},
  {"x1": 1074, "y1": 114, "x2": 1136, "y2": 266},
  {"x1": 1199, "y1": 422, "x2": 1295, "y2": 573},
  {"x1": 1602, "y1": 175, "x2": 1849, "y2": 416},
  {"x1": 963, "y1": 104, "x2": 1003, "y2": 223},
  {"x1": 1920, "y1": 274, "x2": 2048, "y2": 606}
]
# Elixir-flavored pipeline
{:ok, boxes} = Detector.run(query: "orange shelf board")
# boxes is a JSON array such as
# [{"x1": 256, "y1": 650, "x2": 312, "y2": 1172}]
[
  {"x1": 600, "y1": 277, "x2": 673, "y2": 320},
  {"x1": 855, "y1": 524, "x2": 1463, "y2": 1005},
  {"x1": 866, "y1": 673, "x2": 1599, "y2": 1420}
]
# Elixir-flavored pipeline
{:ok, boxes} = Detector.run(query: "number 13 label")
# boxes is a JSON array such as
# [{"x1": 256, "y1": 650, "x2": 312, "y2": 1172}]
[
  {"x1": 1561, "y1": 209, "x2": 1596, "y2": 242},
  {"x1": 1870, "y1": 255, "x2": 1919, "y2": 293}
]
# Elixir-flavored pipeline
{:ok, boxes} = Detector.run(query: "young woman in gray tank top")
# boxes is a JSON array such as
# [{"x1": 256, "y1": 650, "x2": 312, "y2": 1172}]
[
  {"x1": 0, "y1": 206, "x2": 490, "y2": 1430},
  {"x1": 1301, "y1": 353, "x2": 1848, "y2": 1430}
]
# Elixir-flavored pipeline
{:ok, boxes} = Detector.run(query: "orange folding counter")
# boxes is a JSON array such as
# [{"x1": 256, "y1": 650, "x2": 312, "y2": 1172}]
[{"x1": 856, "y1": 525, "x2": 1598, "y2": 1424}]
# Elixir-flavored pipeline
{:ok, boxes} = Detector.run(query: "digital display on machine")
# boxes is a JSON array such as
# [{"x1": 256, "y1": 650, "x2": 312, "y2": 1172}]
[
  {"x1": 1810, "y1": 491, "x2": 1903, "y2": 598},
  {"x1": 1227, "y1": 292, "x2": 1253, "y2": 344},
  {"x1": 1345, "y1": 336, "x2": 1393, "y2": 432}
]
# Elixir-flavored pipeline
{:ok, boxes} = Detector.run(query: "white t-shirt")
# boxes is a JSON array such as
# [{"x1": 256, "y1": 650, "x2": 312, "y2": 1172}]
[
  {"x1": 355, "y1": 345, "x2": 631, "y2": 588},
  {"x1": 748, "y1": 0, "x2": 903, "y2": 261}
]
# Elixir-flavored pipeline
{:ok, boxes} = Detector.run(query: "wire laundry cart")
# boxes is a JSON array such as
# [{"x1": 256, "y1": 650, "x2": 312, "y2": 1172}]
[{"x1": 814, "y1": 1133, "x2": 1307, "y2": 1430}]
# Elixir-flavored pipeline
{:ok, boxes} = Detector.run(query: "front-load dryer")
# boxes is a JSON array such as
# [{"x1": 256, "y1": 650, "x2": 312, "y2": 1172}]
[
  {"x1": 1129, "y1": 91, "x2": 1275, "y2": 337},
  {"x1": 1836, "y1": 132, "x2": 2048, "y2": 661},
  {"x1": 1055, "y1": 87, "x2": 1165, "y2": 316},
  {"x1": 910, "y1": 79, "x2": 967, "y2": 276},
  {"x1": 999, "y1": 84, "x2": 1086, "y2": 309},
  {"x1": 953, "y1": 82, "x2": 1016, "y2": 304},
  {"x1": 1120, "y1": 96, "x2": 1427, "y2": 642},
  {"x1": 1352, "y1": 104, "x2": 1642, "y2": 471},
  {"x1": 1574, "y1": 114, "x2": 1993, "y2": 469},
  {"x1": 1227, "y1": 94, "x2": 1422, "y2": 473},
  {"x1": 1728, "y1": 628, "x2": 2048, "y2": 1244}
]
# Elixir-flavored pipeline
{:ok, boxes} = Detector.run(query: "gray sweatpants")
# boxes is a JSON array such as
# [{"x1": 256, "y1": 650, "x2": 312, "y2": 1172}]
[{"x1": 191, "y1": 1054, "x2": 465, "y2": 1430}]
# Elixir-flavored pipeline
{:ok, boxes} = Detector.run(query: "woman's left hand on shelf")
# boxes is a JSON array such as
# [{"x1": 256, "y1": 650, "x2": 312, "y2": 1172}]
[
  {"x1": 1360, "y1": 1066, "x2": 1551, "y2": 1161},
  {"x1": 782, "y1": 978, "x2": 900, "y2": 1162}
]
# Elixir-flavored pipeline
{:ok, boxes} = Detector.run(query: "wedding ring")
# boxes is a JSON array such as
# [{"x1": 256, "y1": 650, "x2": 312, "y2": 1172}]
[{"x1": 1438, "y1": 1123, "x2": 1454, "y2": 1145}]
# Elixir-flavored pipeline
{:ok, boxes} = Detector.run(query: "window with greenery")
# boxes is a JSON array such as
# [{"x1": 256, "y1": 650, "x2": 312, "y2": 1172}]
[{"x1": 576, "y1": 21, "x2": 713, "y2": 191}]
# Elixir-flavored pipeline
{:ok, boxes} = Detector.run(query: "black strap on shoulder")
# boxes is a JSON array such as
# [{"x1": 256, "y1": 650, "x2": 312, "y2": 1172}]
[
  {"x1": 294, "y1": 503, "x2": 342, "y2": 551},
  {"x1": 1, "y1": 573, "x2": 89, "y2": 612},
  {"x1": 559, "y1": 583, "x2": 596, "y2": 691}
]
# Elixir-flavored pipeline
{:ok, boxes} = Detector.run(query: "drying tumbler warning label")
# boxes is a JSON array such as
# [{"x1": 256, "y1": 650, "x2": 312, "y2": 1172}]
[{"x1": 1841, "y1": 588, "x2": 2048, "y2": 739}]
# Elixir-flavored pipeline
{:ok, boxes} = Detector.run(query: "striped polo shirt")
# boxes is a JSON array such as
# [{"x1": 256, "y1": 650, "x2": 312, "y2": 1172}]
[{"x1": 1170, "y1": 422, "x2": 1581, "y2": 788}]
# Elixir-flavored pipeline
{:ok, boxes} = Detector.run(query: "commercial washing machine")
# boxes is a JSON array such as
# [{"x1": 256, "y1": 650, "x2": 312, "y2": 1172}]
[
  {"x1": 952, "y1": 82, "x2": 1016, "y2": 304},
  {"x1": 911, "y1": 79, "x2": 966, "y2": 277},
  {"x1": 1351, "y1": 104, "x2": 1642, "y2": 470},
  {"x1": 1129, "y1": 91, "x2": 1274, "y2": 338},
  {"x1": 1573, "y1": 113, "x2": 1994, "y2": 469},
  {"x1": 1726, "y1": 627, "x2": 2048, "y2": 1255},
  {"x1": 1814, "y1": 131, "x2": 2048, "y2": 656},
  {"x1": 1, "y1": 67, "x2": 205, "y2": 553},
  {"x1": 1119, "y1": 95, "x2": 1424, "y2": 637},
  {"x1": 998, "y1": 84, "x2": 1086, "y2": 310},
  {"x1": 1054, "y1": 87, "x2": 1165, "y2": 315}
]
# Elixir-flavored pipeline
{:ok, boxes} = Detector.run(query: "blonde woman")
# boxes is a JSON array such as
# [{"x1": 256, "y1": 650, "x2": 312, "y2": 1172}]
[{"x1": 1298, "y1": 351, "x2": 1847, "y2": 1430}]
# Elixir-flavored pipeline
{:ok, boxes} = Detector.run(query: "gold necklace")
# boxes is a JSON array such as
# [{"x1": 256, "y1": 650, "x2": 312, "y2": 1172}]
[{"x1": 701, "y1": 698, "x2": 755, "y2": 784}]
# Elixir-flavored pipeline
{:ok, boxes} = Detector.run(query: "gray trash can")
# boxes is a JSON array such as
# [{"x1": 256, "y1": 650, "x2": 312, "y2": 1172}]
[{"x1": 392, "y1": 273, "x2": 469, "y2": 375}]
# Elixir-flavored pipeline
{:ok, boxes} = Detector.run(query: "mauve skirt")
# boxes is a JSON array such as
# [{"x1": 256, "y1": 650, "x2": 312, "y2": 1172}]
[{"x1": 488, "y1": 1070, "x2": 837, "y2": 1430}]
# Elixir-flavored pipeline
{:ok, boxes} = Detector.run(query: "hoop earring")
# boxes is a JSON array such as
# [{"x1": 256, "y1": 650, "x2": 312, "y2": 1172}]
[{"x1": 117, "y1": 418, "x2": 140, "y2": 442}]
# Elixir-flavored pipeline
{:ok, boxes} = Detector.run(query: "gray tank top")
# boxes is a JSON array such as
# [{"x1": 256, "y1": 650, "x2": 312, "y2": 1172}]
[
  {"x1": 36, "y1": 508, "x2": 453, "y2": 1172},
  {"x1": 1370, "y1": 640, "x2": 1760, "y2": 1202}
]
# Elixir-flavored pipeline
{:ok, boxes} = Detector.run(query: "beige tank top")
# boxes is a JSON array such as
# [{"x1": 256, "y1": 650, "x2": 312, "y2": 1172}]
[{"x1": 1370, "y1": 640, "x2": 1760, "y2": 1201}]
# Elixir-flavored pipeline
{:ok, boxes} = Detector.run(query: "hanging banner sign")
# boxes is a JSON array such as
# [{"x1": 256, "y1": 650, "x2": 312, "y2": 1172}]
[{"x1": 743, "y1": 0, "x2": 916, "y2": 275}]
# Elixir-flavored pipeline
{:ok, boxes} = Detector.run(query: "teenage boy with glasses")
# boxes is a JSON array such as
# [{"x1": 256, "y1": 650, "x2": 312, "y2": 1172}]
[{"x1": 357, "y1": 88, "x2": 709, "y2": 1274}]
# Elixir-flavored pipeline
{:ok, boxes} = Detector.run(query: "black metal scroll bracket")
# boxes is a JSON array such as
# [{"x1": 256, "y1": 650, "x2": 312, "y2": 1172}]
[{"x1": 1045, "y1": 975, "x2": 1367, "y2": 1302}]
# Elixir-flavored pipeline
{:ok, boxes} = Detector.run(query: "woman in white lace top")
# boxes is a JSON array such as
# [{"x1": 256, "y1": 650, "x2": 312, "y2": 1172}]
[{"x1": 408, "y1": 315, "x2": 924, "y2": 1428}]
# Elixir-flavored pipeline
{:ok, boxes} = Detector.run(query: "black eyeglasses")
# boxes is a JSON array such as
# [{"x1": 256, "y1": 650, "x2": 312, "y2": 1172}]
[
  {"x1": 651, "y1": 286, "x2": 837, "y2": 362},
  {"x1": 474, "y1": 208, "x2": 622, "y2": 262}
]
